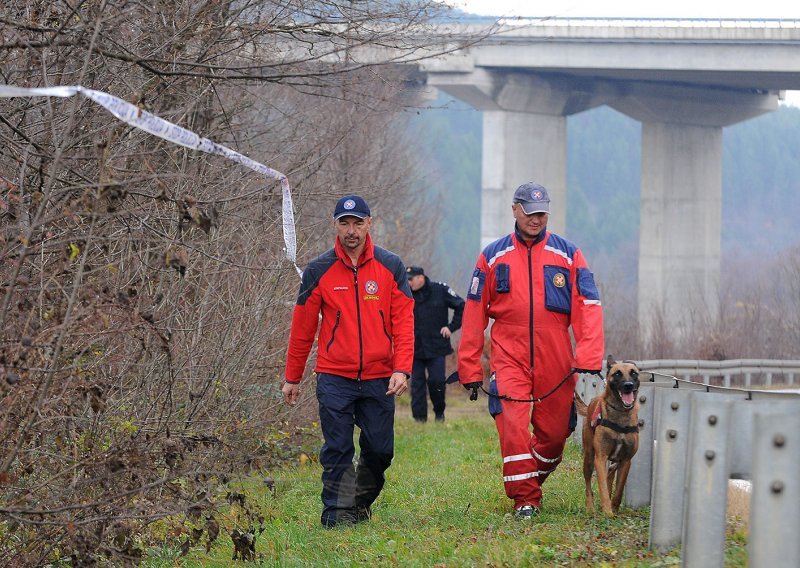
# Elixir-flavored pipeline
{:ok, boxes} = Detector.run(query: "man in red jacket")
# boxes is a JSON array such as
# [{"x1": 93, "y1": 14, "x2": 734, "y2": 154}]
[
  {"x1": 457, "y1": 182, "x2": 604, "y2": 519},
  {"x1": 282, "y1": 195, "x2": 414, "y2": 528}
]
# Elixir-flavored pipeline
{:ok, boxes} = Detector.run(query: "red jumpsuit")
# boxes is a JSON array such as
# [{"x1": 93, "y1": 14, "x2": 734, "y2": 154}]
[{"x1": 458, "y1": 227, "x2": 604, "y2": 509}]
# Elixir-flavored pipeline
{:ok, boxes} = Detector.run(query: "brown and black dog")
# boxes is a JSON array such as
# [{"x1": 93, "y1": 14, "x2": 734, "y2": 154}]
[{"x1": 575, "y1": 355, "x2": 641, "y2": 515}]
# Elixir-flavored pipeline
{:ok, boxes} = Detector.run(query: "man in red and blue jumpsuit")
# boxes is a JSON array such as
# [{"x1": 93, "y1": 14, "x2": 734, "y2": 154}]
[
  {"x1": 457, "y1": 182, "x2": 604, "y2": 519},
  {"x1": 282, "y1": 195, "x2": 414, "y2": 528}
]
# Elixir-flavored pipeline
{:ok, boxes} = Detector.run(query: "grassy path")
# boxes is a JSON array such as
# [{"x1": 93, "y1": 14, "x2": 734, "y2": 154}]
[{"x1": 147, "y1": 394, "x2": 745, "y2": 567}]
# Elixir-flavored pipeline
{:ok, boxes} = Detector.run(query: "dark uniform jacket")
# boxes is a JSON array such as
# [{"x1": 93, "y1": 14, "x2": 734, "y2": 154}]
[{"x1": 412, "y1": 277, "x2": 465, "y2": 359}]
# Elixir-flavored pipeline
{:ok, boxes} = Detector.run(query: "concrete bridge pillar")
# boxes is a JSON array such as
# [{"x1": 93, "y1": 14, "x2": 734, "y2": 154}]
[
  {"x1": 425, "y1": 69, "x2": 609, "y2": 247},
  {"x1": 610, "y1": 84, "x2": 778, "y2": 336},
  {"x1": 480, "y1": 111, "x2": 565, "y2": 247}
]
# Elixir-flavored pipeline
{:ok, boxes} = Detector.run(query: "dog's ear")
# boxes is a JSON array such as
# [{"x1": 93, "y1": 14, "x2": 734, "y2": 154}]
[{"x1": 606, "y1": 354, "x2": 616, "y2": 372}]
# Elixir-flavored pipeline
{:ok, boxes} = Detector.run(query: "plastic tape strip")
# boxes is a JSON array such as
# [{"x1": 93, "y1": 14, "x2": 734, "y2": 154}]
[{"x1": 0, "y1": 84, "x2": 300, "y2": 275}]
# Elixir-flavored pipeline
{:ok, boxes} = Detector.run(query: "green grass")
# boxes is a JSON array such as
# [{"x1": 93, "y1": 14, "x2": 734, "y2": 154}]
[{"x1": 144, "y1": 396, "x2": 746, "y2": 567}]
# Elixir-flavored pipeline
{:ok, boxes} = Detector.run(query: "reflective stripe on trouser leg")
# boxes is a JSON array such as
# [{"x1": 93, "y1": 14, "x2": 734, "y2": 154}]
[
  {"x1": 495, "y1": 393, "x2": 541, "y2": 508},
  {"x1": 530, "y1": 370, "x2": 577, "y2": 485},
  {"x1": 533, "y1": 446, "x2": 562, "y2": 483}
]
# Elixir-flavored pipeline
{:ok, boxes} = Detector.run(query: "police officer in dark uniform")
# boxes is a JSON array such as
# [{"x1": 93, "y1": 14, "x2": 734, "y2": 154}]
[{"x1": 406, "y1": 266, "x2": 465, "y2": 422}]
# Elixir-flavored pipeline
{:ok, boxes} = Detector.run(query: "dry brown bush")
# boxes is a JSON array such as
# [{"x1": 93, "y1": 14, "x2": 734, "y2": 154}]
[
  {"x1": 0, "y1": 0, "x2": 484, "y2": 563},
  {"x1": 602, "y1": 246, "x2": 800, "y2": 367}
]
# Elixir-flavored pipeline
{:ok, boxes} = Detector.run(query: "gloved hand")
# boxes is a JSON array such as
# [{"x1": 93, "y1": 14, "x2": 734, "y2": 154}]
[
  {"x1": 574, "y1": 368, "x2": 602, "y2": 376},
  {"x1": 463, "y1": 381, "x2": 482, "y2": 401}
]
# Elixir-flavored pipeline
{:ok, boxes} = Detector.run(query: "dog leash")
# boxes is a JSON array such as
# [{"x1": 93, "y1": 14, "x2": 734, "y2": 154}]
[{"x1": 471, "y1": 368, "x2": 602, "y2": 404}]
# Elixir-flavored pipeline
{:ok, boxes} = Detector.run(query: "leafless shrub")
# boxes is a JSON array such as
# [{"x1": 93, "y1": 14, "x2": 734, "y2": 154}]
[
  {"x1": 0, "y1": 0, "x2": 485, "y2": 562},
  {"x1": 596, "y1": 263, "x2": 643, "y2": 359},
  {"x1": 604, "y1": 245, "x2": 800, "y2": 366}
]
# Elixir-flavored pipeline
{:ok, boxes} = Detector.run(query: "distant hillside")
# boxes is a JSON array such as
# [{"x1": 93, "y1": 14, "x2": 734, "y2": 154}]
[{"x1": 410, "y1": 94, "x2": 800, "y2": 287}]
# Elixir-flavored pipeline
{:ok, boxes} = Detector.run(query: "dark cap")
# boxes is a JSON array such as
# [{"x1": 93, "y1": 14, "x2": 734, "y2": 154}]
[
  {"x1": 406, "y1": 266, "x2": 424, "y2": 278},
  {"x1": 513, "y1": 182, "x2": 550, "y2": 214},
  {"x1": 333, "y1": 195, "x2": 371, "y2": 220}
]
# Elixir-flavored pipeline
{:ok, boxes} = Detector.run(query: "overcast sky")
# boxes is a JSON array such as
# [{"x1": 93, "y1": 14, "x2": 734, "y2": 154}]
[{"x1": 446, "y1": 1, "x2": 800, "y2": 106}]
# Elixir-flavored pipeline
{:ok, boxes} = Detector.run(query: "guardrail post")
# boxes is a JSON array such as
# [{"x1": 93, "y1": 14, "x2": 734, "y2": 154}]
[
  {"x1": 682, "y1": 393, "x2": 733, "y2": 568},
  {"x1": 572, "y1": 376, "x2": 586, "y2": 445},
  {"x1": 624, "y1": 384, "x2": 655, "y2": 508},
  {"x1": 649, "y1": 388, "x2": 692, "y2": 552},
  {"x1": 748, "y1": 411, "x2": 800, "y2": 567},
  {"x1": 572, "y1": 375, "x2": 599, "y2": 447},
  {"x1": 572, "y1": 374, "x2": 604, "y2": 446},
  {"x1": 728, "y1": 399, "x2": 796, "y2": 478}
]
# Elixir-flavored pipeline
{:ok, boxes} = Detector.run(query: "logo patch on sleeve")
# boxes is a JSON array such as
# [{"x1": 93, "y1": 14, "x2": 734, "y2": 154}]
[{"x1": 467, "y1": 269, "x2": 485, "y2": 301}]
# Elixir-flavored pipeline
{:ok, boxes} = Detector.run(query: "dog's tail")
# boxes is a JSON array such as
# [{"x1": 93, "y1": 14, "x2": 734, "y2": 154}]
[{"x1": 574, "y1": 392, "x2": 588, "y2": 417}]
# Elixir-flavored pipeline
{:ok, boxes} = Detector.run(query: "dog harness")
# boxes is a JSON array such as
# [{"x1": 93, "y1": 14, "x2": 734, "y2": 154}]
[{"x1": 590, "y1": 404, "x2": 639, "y2": 434}]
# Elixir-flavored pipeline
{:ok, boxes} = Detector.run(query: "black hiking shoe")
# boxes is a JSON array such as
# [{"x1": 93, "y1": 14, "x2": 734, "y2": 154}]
[
  {"x1": 355, "y1": 506, "x2": 371, "y2": 523},
  {"x1": 321, "y1": 511, "x2": 357, "y2": 528},
  {"x1": 514, "y1": 505, "x2": 539, "y2": 520}
]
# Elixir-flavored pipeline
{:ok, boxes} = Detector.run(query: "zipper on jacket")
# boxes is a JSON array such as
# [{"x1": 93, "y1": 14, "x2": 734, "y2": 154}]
[
  {"x1": 527, "y1": 245, "x2": 535, "y2": 370},
  {"x1": 353, "y1": 267, "x2": 364, "y2": 382},
  {"x1": 378, "y1": 310, "x2": 392, "y2": 344},
  {"x1": 326, "y1": 310, "x2": 341, "y2": 351}
]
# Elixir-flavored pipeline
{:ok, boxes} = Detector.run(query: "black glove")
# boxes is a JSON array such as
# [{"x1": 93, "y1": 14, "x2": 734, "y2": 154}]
[
  {"x1": 574, "y1": 368, "x2": 602, "y2": 376},
  {"x1": 463, "y1": 381, "x2": 482, "y2": 401}
]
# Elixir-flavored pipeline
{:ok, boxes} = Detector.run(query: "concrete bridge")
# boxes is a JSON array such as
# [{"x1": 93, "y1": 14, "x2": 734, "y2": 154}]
[{"x1": 418, "y1": 17, "x2": 800, "y2": 334}]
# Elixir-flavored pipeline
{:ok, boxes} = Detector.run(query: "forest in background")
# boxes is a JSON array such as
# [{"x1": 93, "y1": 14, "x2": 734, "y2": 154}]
[
  {"x1": 408, "y1": 95, "x2": 800, "y2": 359},
  {"x1": 410, "y1": 95, "x2": 800, "y2": 289}
]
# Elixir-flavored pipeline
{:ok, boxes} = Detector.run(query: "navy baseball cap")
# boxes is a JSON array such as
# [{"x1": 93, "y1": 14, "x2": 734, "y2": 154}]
[
  {"x1": 333, "y1": 195, "x2": 371, "y2": 220},
  {"x1": 513, "y1": 182, "x2": 550, "y2": 214}
]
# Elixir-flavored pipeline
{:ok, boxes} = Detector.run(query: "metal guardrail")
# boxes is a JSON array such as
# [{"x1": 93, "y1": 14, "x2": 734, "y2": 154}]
[
  {"x1": 637, "y1": 358, "x2": 800, "y2": 388},
  {"x1": 573, "y1": 368, "x2": 800, "y2": 567}
]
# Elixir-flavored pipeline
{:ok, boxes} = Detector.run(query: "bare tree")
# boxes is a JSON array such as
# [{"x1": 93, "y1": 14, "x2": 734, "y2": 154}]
[{"x1": 0, "y1": 0, "x2": 487, "y2": 563}]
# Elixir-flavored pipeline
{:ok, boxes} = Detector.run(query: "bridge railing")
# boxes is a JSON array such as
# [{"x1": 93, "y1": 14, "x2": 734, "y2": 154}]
[
  {"x1": 574, "y1": 364, "x2": 800, "y2": 567},
  {"x1": 463, "y1": 16, "x2": 800, "y2": 29}
]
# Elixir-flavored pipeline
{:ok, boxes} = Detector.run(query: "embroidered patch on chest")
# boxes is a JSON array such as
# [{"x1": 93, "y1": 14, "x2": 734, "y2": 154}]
[{"x1": 363, "y1": 280, "x2": 380, "y2": 300}]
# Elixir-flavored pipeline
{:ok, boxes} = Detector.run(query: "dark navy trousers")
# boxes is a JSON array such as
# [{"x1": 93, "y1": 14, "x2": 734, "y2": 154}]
[
  {"x1": 410, "y1": 356, "x2": 446, "y2": 422},
  {"x1": 316, "y1": 373, "x2": 394, "y2": 526}
]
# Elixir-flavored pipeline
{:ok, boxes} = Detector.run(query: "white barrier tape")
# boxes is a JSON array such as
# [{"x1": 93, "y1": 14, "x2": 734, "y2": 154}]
[{"x1": 0, "y1": 84, "x2": 301, "y2": 275}]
